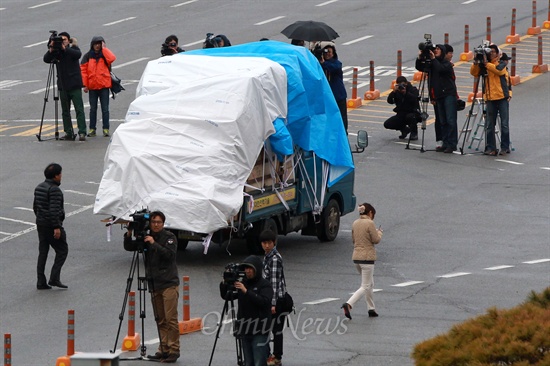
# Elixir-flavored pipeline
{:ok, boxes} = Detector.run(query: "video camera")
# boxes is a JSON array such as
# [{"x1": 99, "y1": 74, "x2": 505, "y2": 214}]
[
  {"x1": 161, "y1": 42, "x2": 177, "y2": 56},
  {"x1": 473, "y1": 40, "x2": 491, "y2": 64},
  {"x1": 312, "y1": 44, "x2": 328, "y2": 61},
  {"x1": 223, "y1": 263, "x2": 245, "y2": 287},
  {"x1": 418, "y1": 33, "x2": 435, "y2": 60},
  {"x1": 129, "y1": 208, "x2": 151, "y2": 243},
  {"x1": 203, "y1": 33, "x2": 221, "y2": 49},
  {"x1": 48, "y1": 30, "x2": 63, "y2": 55}
]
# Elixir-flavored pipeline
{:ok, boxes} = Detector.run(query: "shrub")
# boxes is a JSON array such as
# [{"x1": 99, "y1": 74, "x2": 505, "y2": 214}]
[{"x1": 411, "y1": 287, "x2": 550, "y2": 365}]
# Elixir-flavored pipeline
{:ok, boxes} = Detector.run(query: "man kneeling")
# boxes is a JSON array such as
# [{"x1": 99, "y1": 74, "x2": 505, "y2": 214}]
[{"x1": 383, "y1": 76, "x2": 420, "y2": 140}]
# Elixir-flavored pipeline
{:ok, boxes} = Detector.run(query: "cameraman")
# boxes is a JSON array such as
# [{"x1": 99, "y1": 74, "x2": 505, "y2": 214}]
[
  {"x1": 220, "y1": 256, "x2": 273, "y2": 366},
  {"x1": 470, "y1": 45, "x2": 512, "y2": 156},
  {"x1": 161, "y1": 34, "x2": 184, "y2": 56},
  {"x1": 123, "y1": 211, "x2": 180, "y2": 363},
  {"x1": 415, "y1": 44, "x2": 458, "y2": 153},
  {"x1": 43, "y1": 31, "x2": 87, "y2": 141},
  {"x1": 383, "y1": 76, "x2": 420, "y2": 140}
]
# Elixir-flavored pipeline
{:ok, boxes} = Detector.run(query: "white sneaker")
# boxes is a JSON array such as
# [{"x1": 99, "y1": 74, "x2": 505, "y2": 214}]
[{"x1": 436, "y1": 140, "x2": 443, "y2": 148}]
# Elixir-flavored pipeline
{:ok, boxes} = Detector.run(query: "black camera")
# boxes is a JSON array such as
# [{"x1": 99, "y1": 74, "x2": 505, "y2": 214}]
[
  {"x1": 418, "y1": 33, "x2": 435, "y2": 59},
  {"x1": 49, "y1": 30, "x2": 63, "y2": 53},
  {"x1": 223, "y1": 263, "x2": 245, "y2": 286},
  {"x1": 203, "y1": 33, "x2": 221, "y2": 49},
  {"x1": 161, "y1": 42, "x2": 177, "y2": 56},
  {"x1": 129, "y1": 208, "x2": 151, "y2": 242},
  {"x1": 473, "y1": 41, "x2": 491, "y2": 64},
  {"x1": 312, "y1": 45, "x2": 328, "y2": 61},
  {"x1": 397, "y1": 83, "x2": 407, "y2": 91}
]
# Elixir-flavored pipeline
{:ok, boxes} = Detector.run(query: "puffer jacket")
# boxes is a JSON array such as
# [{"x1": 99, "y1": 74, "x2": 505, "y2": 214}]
[
  {"x1": 43, "y1": 45, "x2": 83, "y2": 91},
  {"x1": 470, "y1": 60, "x2": 512, "y2": 101},
  {"x1": 351, "y1": 215, "x2": 382, "y2": 262},
  {"x1": 33, "y1": 179, "x2": 65, "y2": 228},
  {"x1": 123, "y1": 229, "x2": 179, "y2": 291},
  {"x1": 80, "y1": 36, "x2": 116, "y2": 90}
]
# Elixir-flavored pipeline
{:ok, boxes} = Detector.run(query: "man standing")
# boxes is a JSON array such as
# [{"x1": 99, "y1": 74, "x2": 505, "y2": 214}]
[
  {"x1": 124, "y1": 211, "x2": 180, "y2": 363},
  {"x1": 220, "y1": 256, "x2": 273, "y2": 366},
  {"x1": 383, "y1": 76, "x2": 420, "y2": 140},
  {"x1": 416, "y1": 44, "x2": 458, "y2": 153},
  {"x1": 80, "y1": 36, "x2": 116, "y2": 137},
  {"x1": 43, "y1": 32, "x2": 87, "y2": 141},
  {"x1": 261, "y1": 230, "x2": 287, "y2": 366},
  {"x1": 33, "y1": 163, "x2": 68, "y2": 290},
  {"x1": 470, "y1": 45, "x2": 512, "y2": 156}
]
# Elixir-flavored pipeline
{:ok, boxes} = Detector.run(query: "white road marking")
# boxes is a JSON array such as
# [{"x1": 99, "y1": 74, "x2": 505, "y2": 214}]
[
  {"x1": 0, "y1": 231, "x2": 13, "y2": 235},
  {"x1": 495, "y1": 159, "x2": 523, "y2": 165},
  {"x1": 437, "y1": 272, "x2": 471, "y2": 278},
  {"x1": 65, "y1": 189, "x2": 96, "y2": 197},
  {"x1": 28, "y1": 0, "x2": 61, "y2": 9},
  {"x1": 183, "y1": 40, "x2": 205, "y2": 47},
  {"x1": 254, "y1": 16, "x2": 286, "y2": 26},
  {"x1": 407, "y1": 14, "x2": 435, "y2": 24},
  {"x1": 523, "y1": 259, "x2": 550, "y2": 264},
  {"x1": 303, "y1": 297, "x2": 340, "y2": 305},
  {"x1": 484, "y1": 265, "x2": 514, "y2": 270},
  {"x1": 342, "y1": 35, "x2": 374, "y2": 46},
  {"x1": 171, "y1": 0, "x2": 199, "y2": 7},
  {"x1": 540, "y1": 167, "x2": 550, "y2": 170},
  {"x1": 462, "y1": 0, "x2": 477, "y2": 4},
  {"x1": 103, "y1": 17, "x2": 136, "y2": 26},
  {"x1": 14, "y1": 207, "x2": 34, "y2": 212},
  {"x1": 24, "y1": 40, "x2": 48, "y2": 48},
  {"x1": 391, "y1": 281, "x2": 424, "y2": 287},
  {"x1": 316, "y1": 0, "x2": 338, "y2": 6},
  {"x1": 0, "y1": 216, "x2": 35, "y2": 226},
  {"x1": 112, "y1": 58, "x2": 150, "y2": 69}
]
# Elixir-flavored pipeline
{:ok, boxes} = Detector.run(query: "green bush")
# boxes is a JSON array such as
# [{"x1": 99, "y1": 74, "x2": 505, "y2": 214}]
[{"x1": 411, "y1": 287, "x2": 550, "y2": 366}]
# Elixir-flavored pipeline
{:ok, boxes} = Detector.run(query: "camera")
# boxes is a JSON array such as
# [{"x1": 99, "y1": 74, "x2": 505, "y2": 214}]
[
  {"x1": 473, "y1": 40, "x2": 491, "y2": 64},
  {"x1": 223, "y1": 263, "x2": 245, "y2": 286},
  {"x1": 312, "y1": 45, "x2": 328, "y2": 61},
  {"x1": 418, "y1": 33, "x2": 435, "y2": 60},
  {"x1": 48, "y1": 30, "x2": 63, "y2": 54},
  {"x1": 203, "y1": 33, "x2": 221, "y2": 49},
  {"x1": 129, "y1": 208, "x2": 151, "y2": 243},
  {"x1": 397, "y1": 83, "x2": 407, "y2": 91},
  {"x1": 161, "y1": 42, "x2": 177, "y2": 56}
]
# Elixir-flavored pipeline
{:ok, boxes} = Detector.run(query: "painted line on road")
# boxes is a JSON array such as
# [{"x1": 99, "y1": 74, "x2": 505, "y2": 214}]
[
  {"x1": 183, "y1": 39, "x2": 205, "y2": 47},
  {"x1": 254, "y1": 16, "x2": 286, "y2": 26},
  {"x1": 523, "y1": 259, "x2": 550, "y2": 264},
  {"x1": 0, "y1": 204, "x2": 93, "y2": 243},
  {"x1": 540, "y1": 167, "x2": 550, "y2": 171},
  {"x1": 112, "y1": 58, "x2": 150, "y2": 69},
  {"x1": 391, "y1": 281, "x2": 424, "y2": 287},
  {"x1": 0, "y1": 231, "x2": 13, "y2": 235},
  {"x1": 437, "y1": 272, "x2": 471, "y2": 278},
  {"x1": 495, "y1": 159, "x2": 523, "y2": 165},
  {"x1": 14, "y1": 207, "x2": 34, "y2": 212},
  {"x1": 342, "y1": 35, "x2": 374, "y2": 46},
  {"x1": 103, "y1": 17, "x2": 136, "y2": 27},
  {"x1": 24, "y1": 40, "x2": 48, "y2": 48},
  {"x1": 28, "y1": 0, "x2": 61, "y2": 9},
  {"x1": 462, "y1": 0, "x2": 477, "y2": 4},
  {"x1": 484, "y1": 265, "x2": 514, "y2": 271},
  {"x1": 0, "y1": 216, "x2": 35, "y2": 226},
  {"x1": 407, "y1": 14, "x2": 435, "y2": 24},
  {"x1": 303, "y1": 297, "x2": 340, "y2": 305},
  {"x1": 65, "y1": 189, "x2": 96, "y2": 197},
  {"x1": 171, "y1": 0, "x2": 199, "y2": 7},
  {"x1": 317, "y1": 0, "x2": 339, "y2": 6}
]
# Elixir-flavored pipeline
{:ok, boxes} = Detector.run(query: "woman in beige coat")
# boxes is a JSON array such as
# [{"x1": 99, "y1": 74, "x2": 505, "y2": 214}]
[{"x1": 341, "y1": 203, "x2": 383, "y2": 319}]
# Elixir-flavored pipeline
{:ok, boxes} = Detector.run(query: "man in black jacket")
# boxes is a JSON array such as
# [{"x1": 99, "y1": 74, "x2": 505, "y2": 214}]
[
  {"x1": 33, "y1": 163, "x2": 68, "y2": 290},
  {"x1": 43, "y1": 31, "x2": 87, "y2": 141},
  {"x1": 220, "y1": 255, "x2": 273, "y2": 366},
  {"x1": 124, "y1": 211, "x2": 180, "y2": 363},
  {"x1": 383, "y1": 76, "x2": 420, "y2": 140}
]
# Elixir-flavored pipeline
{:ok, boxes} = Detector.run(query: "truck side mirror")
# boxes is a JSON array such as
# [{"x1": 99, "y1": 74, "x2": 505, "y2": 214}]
[{"x1": 353, "y1": 130, "x2": 368, "y2": 153}]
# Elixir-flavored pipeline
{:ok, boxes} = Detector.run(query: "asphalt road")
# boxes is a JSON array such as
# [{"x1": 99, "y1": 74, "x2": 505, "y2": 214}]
[{"x1": 0, "y1": 1, "x2": 549, "y2": 365}]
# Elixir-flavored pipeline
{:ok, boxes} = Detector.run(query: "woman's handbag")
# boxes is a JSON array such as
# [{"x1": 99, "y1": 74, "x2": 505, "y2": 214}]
[
  {"x1": 276, "y1": 292, "x2": 294, "y2": 314},
  {"x1": 110, "y1": 71, "x2": 124, "y2": 99}
]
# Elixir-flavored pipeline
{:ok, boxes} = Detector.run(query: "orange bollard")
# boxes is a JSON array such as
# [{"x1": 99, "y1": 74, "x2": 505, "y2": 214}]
[
  {"x1": 4, "y1": 334, "x2": 11, "y2": 366},
  {"x1": 543, "y1": 0, "x2": 550, "y2": 29},
  {"x1": 178, "y1": 276, "x2": 203, "y2": 335},
  {"x1": 510, "y1": 48, "x2": 521, "y2": 85},
  {"x1": 532, "y1": 36, "x2": 548, "y2": 73},
  {"x1": 347, "y1": 68, "x2": 362, "y2": 108},
  {"x1": 56, "y1": 309, "x2": 75, "y2": 366},
  {"x1": 122, "y1": 291, "x2": 141, "y2": 351},
  {"x1": 467, "y1": 77, "x2": 483, "y2": 102},
  {"x1": 528, "y1": 0, "x2": 542, "y2": 35},
  {"x1": 486, "y1": 17, "x2": 492, "y2": 43},
  {"x1": 364, "y1": 61, "x2": 380, "y2": 100},
  {"x1": 390, "y1": 50, "x2": 403, "y2": 89},
  {"x1": 506, "y1": 8, "x2": 521, "y2": 44},
  {"x1": 460, "y1": 25, "x2": 474, "y2": 61},
  {"x1": 444, "y1": 33, "x2": 449, "y2": 45}
]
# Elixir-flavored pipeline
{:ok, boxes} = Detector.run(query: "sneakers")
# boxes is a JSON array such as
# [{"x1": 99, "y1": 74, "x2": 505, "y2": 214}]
[
  {"x1": 78, "y1": 134, "x2": 86, "y2": 141},
  {"x1": 341, "y1": 303, "x2": 352, "y2": 320},
  {"x1": 87, "y1": 129, "x2": 96, "y2": 137},
  {"x1": 103, "y1": 129, "x2": 109, "y2": 137},
  {"x1": 59, "y1": 134, "x2": 75, "y2": 141},
  {"x1": 267, "y1": 355, "x2": 282, "y2": 366},
  {"x1": 436, "y1": 140, "x2": 443, "y2": 149},
  {"x1": 368, "y1": 309, "x2": 379, "y2": 317}
]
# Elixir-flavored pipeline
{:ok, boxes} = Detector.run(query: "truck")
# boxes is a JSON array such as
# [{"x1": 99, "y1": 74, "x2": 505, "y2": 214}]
[{"x1": 94, "y1": 41, "x2": 367, "y2": 253}]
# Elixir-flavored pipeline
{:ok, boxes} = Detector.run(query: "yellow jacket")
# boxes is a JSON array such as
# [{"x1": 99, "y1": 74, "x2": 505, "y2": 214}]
[{"x1": 470, "y1": 60, "x2": 512, "y2": 101}]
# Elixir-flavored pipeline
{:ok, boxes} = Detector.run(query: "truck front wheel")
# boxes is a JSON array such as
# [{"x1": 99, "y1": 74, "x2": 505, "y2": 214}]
[{"x1": 316, "y1": 198, "x2": 340, "y2": 242}]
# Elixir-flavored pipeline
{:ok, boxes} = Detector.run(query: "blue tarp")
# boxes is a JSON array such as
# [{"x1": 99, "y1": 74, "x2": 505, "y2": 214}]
[{"x1": 184, "y1": 41, "x2": 354, "y2": 186}]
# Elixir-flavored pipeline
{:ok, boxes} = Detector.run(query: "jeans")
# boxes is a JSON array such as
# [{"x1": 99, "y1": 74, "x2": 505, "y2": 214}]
[
  {"x1": 151, "y1": 286, "x2": 180, "y2": 356},
  {"x1": 346, "y1": 263, "x2": 375, "y2": 310},
  {"x1": 37, "y1": 225, "x2": 68, "y2": 285},
  {"x1": 436, "y1": 95, "x2": 458, "y2": 149},
  {"x1": 60, "y1": 89, "x2": 86, "y2": 136},
  {"x1": 241, "y1": 333, "x2": 269, "y2": 366},
  {"x1": 88, "y1": 88, "x2": 110, "y2": 130},
  {"x1": 485, "y1": 98, "x2": 510, "y2": 152}
]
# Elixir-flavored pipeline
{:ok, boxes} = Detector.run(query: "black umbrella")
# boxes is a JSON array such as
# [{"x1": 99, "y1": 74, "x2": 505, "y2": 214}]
[{"x1": 281, "y1": 20, "x2": 339, "y2": 42}]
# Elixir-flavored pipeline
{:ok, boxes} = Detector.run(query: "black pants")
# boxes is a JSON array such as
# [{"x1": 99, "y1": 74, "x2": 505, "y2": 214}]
[
  {"x1": 383, "y1": 112, "x2": 418, "y2": 134},
  {"x1": 336, "y1": 99, "x2": 348, "y2": 133},
  {"x1": 37, "y1": 225, "x2": 68, "y2": 285},
  {"x1": 271, "y1": 311, "x2": 287, "y2": 359}
]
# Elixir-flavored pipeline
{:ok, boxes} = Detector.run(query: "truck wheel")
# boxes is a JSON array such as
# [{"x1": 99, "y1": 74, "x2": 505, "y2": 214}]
[
  {"x1": 178, "y1": 239, "x2": 189, "y2": 251},
  {"x1": 246, "y1": 218, "x2": 278, "y2": 254},
  {"x1": 316, "y1": 198, "x2": 340, "y2": 242}
]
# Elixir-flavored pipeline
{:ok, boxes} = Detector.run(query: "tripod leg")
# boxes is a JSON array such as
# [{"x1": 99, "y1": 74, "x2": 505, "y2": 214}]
[
  {"x1": 37, "y1": 64, "x2": 55, "y2": 141},
  {"x1": 208, "y1": 297, "x2": 231, "y2": 366}
]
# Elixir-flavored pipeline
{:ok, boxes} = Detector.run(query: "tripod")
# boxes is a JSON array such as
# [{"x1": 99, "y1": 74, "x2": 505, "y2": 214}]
[
  {"x1": 459, "y1": 69, "x2": 487, "y2": 155},
  {"x1": 406, "y1": 64, "x2": 431, "y2": 153},
  {"x1": 37, "y1": 62, "x2": 61, "y2": 141},
  {"x1": 208, "y1": 289, "x2": 244, "y2": 366},
  {"x1": 111, "y1": 244, "x2": 164, "y2": 361}
]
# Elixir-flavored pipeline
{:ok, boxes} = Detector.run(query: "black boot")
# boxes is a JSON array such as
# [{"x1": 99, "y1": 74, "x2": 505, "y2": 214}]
[{"x1": 398, "y1": 126, "x2": 410, "y2": 140}]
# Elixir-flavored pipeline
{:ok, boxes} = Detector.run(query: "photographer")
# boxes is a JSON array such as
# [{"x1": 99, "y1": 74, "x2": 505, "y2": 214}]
[
  {"x1": 415, "y1": 43, "x2": 458, "y2": 153},
  {"x1": 383, "y1": 76, "x2": 420, "y2": 140},
  {"x1": 43, "y1": 31, "x2": 87, "y2": 141},
  {"x1": 319, "y1": 43, "x2": 348, "y2": 133},
  {"x1": 470, "y1": 44, "x2": 512, "y2": 156},
  {"x1": 161, "y1": 34, "x2": 185, "y2": 56},
  {"x1": 220, "y1": 256, "x2": 273, "y2": 366},
  {"x1": 123, "y1": 211, "x2": 180, "y2": 363}
]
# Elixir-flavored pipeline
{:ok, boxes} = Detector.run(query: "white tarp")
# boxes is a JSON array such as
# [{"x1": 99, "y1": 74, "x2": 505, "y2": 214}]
[{"x1": 94, "y1": 55, "x2": 288, "y2": 233}]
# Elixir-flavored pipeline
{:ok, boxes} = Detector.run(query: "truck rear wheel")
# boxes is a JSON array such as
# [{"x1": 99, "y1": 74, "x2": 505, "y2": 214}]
[
  {"x1": 316, "y1": 198, "x2": 340, "y2": 242},
  {"x1": 246, "y1": 218, "x2": 278, "y2": 254}
]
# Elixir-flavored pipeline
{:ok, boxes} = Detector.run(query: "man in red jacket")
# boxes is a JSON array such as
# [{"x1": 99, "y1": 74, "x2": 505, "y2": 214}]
[{"x1": 80, "y1": 36, "x2": 116, "y2": 137}]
